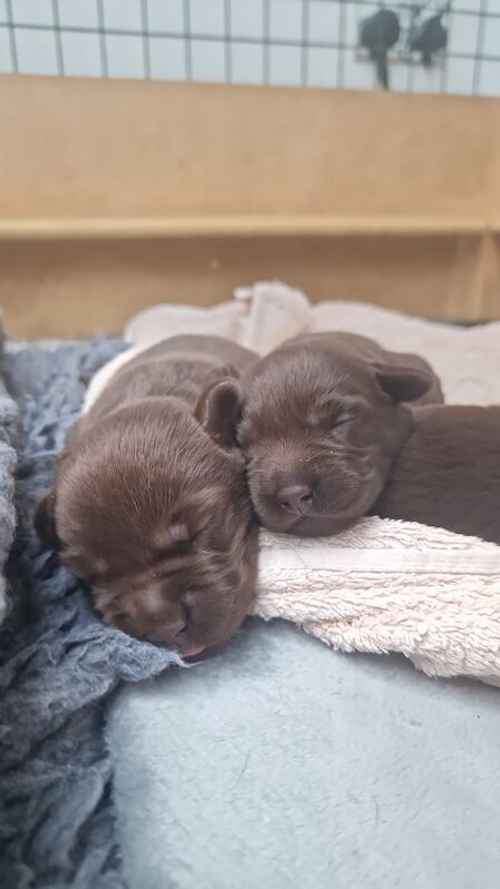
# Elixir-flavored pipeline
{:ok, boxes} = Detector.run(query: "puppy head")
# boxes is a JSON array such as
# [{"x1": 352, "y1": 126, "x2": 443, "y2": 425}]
[
  {"x1": 238, "y1": 344, "x2": 432, "y2": 537},
  {"x1": 36, "y1": 383, "x2": 258, "y2": 656}
]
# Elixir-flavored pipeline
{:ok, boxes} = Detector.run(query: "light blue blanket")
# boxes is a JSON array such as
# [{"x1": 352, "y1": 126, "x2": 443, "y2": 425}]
[{"x1": 109, "y1": 620, "x2": 500, "y2": 889}]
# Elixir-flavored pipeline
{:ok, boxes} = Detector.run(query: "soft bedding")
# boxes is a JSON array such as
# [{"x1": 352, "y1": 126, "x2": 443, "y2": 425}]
[
  {"x1": 1, "y1": 285, "x2": 500, "y2": 889},
  {"x1": 0, "y1": 338, "x2": 180, "y2": 889},
  {"x1": 106, "y1": 284, "x2": 500, "y2": 889},
  {"x1": 109, "y1": 619, "x2": 500, "y2": 889},
  {"x1": 88, "y1": 283, "x2": 500, "y2": 687}
]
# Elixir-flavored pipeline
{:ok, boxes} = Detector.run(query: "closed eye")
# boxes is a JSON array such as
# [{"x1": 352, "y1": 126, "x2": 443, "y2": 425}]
[
  {"x1": 333, "y1": 413, "x2": 353, "y2": 428},
  {"x1": 333, "y1": 403, "x2": 364, "y2": 429},
  {"x1": 308, "y1": 405, "x2": 358, "y2": 431}
]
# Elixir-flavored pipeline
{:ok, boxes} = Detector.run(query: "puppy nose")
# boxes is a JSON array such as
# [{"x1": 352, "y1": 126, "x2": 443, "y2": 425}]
[{"x1": 277, "y1": 484, "x2": 313, "y2": 515}]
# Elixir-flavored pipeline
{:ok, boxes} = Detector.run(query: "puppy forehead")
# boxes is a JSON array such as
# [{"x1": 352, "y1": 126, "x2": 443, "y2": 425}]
[
  {"x1": 282, "y1": 340, "x2": 367, "y2": 371},
  {"x1": 251, "y1": 347, "x2": 374, "y2": 403},
  {"x1": 59, "y1": 447, "x2": 245, "y2": 570}
]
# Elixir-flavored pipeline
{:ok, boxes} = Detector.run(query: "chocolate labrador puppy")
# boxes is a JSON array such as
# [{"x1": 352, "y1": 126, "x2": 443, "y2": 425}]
[
  {"x1": 35, "y1": 335, "x2": 259, "y2": 657},
  {"x1": 372, "y1": 404, "x2": 500, "y2": 544},
  {"x1": 238, "y1": 332, "x2": 443, "y2": 537}
]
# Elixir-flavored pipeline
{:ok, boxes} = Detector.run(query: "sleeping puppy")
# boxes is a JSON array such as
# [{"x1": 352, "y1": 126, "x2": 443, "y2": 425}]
[
  {"x1": 238, "y1": 332, "x2": 443, "y2": 537},
  {"x1": 372, "y1": 404, "x2": 500, "y2": 545},
  {"x1": 35, "y1": 335, "x2": 259, "y2": 657}
]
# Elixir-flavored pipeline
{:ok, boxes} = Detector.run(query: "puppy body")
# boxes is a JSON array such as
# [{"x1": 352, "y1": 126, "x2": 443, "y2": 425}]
[
  {"x1": 372, "y1": 405, "x2": 500, "y2": 545},
  {"x1": 239, "y1": 332, "x2": 443, "y2": 537},
  {"x1": 36, "y1": 335, "x2": 259, "y2": 655},
  {"x1": 80, "y1": 335, "x2": 254, "y2": 427}
]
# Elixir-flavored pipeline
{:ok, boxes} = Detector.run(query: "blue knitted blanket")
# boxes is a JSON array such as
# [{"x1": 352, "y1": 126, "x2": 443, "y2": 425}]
[{"x1": 0, "y1": 337, "x2": 179, "y2": 889}]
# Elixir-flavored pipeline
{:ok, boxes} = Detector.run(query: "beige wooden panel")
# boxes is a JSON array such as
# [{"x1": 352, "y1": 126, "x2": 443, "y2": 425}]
[
  {"x1": 1, "y1": 75, "x2": 499, "y2": 223},
  {"x1": 1, "y1": 233, "x2": 498, "y2": 338},
  {"x1": 1, "y1": 75, "x2": 500, "y2": 335}
]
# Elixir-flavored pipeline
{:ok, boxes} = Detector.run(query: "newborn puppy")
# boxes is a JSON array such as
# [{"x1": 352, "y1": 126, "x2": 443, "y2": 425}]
[
  {"x1": 238, "y1": 332, "x2": 443, "y2": 537},
  {"x1": 372, "y1": 404, "x2": 500, "y2": 545},
  {"x1": 35, "y1": 335, "x2": 259, "y2": 657}
]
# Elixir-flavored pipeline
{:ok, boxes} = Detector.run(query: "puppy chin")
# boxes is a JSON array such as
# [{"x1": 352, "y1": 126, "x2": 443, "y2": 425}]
[
  {"x1": 255, "y1": 479, "x2": 384, "y2": 538},
  {"x1": 286, "y1": 512, "x2": 360, "y2": 538},
  {"x1": 253, "y1": 505, "x2": 301, "y2": 535}
]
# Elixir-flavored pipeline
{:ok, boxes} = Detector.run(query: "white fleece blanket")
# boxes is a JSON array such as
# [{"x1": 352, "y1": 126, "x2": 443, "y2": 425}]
[{"x1": 85, "y1": 283, "x2": 500, "y2": 687}]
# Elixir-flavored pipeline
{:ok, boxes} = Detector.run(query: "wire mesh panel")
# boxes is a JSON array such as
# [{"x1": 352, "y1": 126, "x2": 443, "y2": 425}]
[{"x1": 0, "y1": 1, "x2": 499, "y2": 95}]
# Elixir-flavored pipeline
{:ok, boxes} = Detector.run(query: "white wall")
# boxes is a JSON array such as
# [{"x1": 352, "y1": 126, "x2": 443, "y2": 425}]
[{"x1": 1, "y1": 0, "x2": 499, "y2": 96}]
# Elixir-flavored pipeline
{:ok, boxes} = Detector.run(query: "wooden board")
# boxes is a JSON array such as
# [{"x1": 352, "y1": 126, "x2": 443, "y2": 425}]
[{"x1": 1, "y1": 74, "x2": 500, "y2": 336}]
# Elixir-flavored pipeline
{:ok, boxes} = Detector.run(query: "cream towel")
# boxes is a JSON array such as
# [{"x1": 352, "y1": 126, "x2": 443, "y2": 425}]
[
  {"x1": 257, "y1": 520, "x2": 500, "y2": 686},
  {"x1": 84, "y1": 283, "x2": 500, "y2": 686}
]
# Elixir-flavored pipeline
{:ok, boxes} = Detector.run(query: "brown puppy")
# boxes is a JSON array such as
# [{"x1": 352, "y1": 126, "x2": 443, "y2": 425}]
[
  {"x1": 35, "y1": 335, "x2": 259, "y2": 657},
  {"x1": 238, "y1": 332, "x2": 443, "y2": 537},
  {"x1": 372, "y1": 404, "x2": 500, "y2": 544}
]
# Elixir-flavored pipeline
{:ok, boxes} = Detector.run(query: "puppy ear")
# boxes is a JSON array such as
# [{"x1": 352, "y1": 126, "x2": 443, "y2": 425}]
[
  {"x1": 195, "y1": 378, "x2": 243, "y2": 448},
  {"x1": 373, "y1": 362, "x2": 432, "y2": 403},
  {"x1": 34, "y1": 489, "x2": 60, "y2": 549}
]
